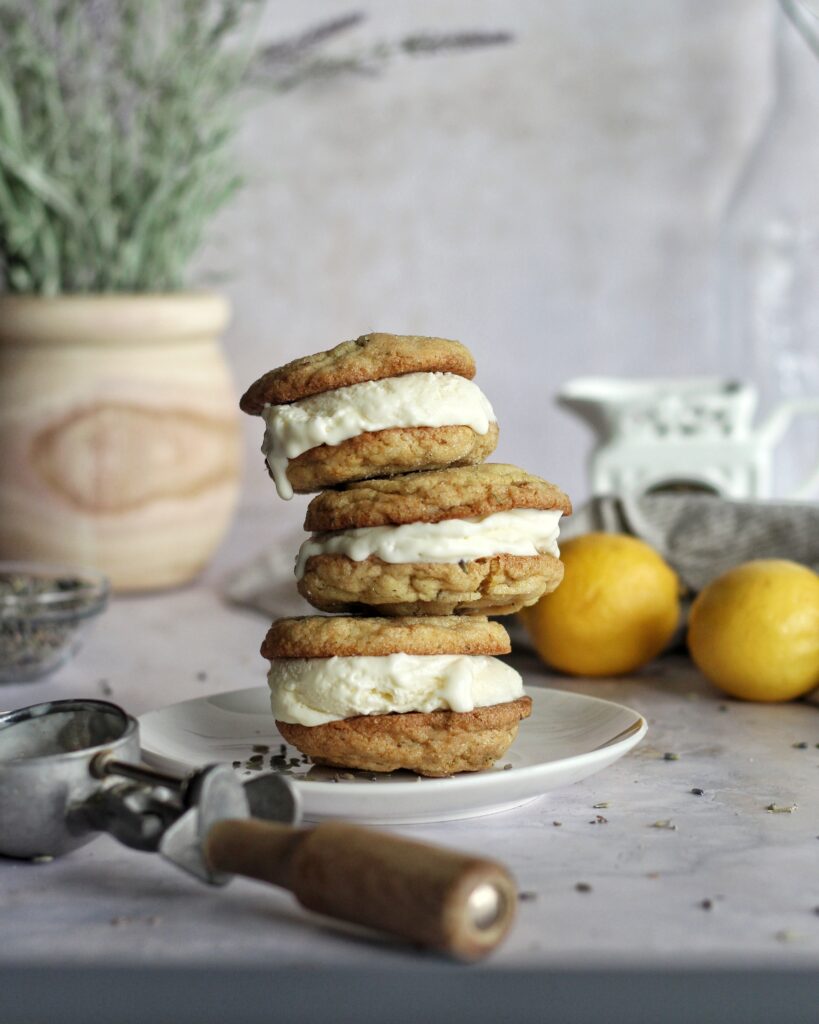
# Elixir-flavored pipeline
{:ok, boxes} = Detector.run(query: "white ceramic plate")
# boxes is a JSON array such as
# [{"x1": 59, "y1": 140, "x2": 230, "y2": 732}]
[{"x1": 139, "y1": 685, "x2": 646, "y2": 824}]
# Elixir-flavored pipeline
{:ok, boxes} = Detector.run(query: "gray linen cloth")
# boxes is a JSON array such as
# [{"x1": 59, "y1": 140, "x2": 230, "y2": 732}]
[
  {"x1": 224, "y1": 528, "x2": 312, "y2": 620},
  {"x1": 561, "y1": 494, "x2": 819, "y2": 594}
]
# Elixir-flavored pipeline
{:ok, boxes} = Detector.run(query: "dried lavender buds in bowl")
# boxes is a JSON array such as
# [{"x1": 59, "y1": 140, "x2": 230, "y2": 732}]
[{"x1": 0, "y1": 563, "x2": 109, "y2": 683}]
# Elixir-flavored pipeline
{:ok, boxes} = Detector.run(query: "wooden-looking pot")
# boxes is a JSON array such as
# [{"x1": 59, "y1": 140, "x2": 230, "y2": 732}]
[{"x1": 0, "y1": 293, "x2": 242, "y2": 590}]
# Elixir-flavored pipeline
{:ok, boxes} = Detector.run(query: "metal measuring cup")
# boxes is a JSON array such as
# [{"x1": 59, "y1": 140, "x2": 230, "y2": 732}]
[{"x1": 0, "y1": 698, "x2": 517, "y2": 960}]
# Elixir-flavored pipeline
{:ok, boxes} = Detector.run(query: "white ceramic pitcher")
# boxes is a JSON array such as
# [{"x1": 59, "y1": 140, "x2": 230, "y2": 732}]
[{"x1": 558, "y1": 377, "x2": 819, "y2": 500}]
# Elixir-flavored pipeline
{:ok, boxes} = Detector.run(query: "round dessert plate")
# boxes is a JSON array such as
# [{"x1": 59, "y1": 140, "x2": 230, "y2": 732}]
[{"x1": 139, "y1": 685, "x2": 646, "y2": 824}]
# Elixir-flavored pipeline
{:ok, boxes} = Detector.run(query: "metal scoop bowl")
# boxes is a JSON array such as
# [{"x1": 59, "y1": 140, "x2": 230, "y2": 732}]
[
  {"x1": 0, "y1": 698, "x2": 141, "y2": 858},
  {"x1": 0, "y1": 698, "x2": 517, "y2": 961}
]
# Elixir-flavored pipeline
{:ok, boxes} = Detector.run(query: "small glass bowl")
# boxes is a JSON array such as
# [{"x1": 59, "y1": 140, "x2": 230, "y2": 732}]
[{"x1": 0, "y1": 562, "x2": 110, "y2": 683}]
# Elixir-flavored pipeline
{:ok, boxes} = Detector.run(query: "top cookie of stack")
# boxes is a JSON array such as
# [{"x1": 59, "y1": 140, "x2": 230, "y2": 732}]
[{"x1": 240, "y1": 332, "x2": 498, "y2": 499}]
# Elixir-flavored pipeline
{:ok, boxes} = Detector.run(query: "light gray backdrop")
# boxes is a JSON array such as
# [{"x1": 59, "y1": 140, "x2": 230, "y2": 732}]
[{"x1": 195, "y1": 0, "x2": 783, "y2": 530}]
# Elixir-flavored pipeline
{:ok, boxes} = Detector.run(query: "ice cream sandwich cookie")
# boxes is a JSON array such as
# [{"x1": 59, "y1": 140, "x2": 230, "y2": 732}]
[
  {"x1": 240, "y1": 333, "x2": 498, "y2": 499},
  {"x1": 295, "y1": 464, "x2": 572, "y2": 616},
  {"x1": 263, "y1": 615, "x2": 531, "y2": 776}
]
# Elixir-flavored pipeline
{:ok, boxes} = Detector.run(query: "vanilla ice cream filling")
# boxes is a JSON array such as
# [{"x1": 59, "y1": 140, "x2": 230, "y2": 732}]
[
  {"x1": 295, "y1": 508, "x2": 562, "y2": 578},
  {"x1": 261, "y1": 371, "x2": 496, "y2": 499},
  {"x1": 269, "y1": 653, "x2": 523, "y2": 726}
]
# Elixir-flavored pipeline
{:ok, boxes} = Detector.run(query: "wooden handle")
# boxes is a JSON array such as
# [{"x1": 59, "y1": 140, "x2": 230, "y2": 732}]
[{"x1": 205, "y1": 818, "x2": 517, "y2": 961}]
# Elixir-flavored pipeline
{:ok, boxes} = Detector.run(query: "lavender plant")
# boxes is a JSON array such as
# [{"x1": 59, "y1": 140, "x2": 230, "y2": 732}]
[{"x1": 0, "y1": 1, "x2": 510, "y2": 295}]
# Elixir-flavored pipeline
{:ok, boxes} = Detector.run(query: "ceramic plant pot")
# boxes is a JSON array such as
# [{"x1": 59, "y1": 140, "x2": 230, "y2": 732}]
[{"x1": 0, "y1": 293, "x2": 242, "y2": 591}]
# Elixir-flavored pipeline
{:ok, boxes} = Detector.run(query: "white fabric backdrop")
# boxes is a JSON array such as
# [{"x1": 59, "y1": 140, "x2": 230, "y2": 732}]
[{"x1": 193, "y1": 0, "x2": 791, "y2": 534}]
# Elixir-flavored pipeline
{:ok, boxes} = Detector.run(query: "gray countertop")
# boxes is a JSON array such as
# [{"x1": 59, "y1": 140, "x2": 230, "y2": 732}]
[{"x1": 1, "y1": 509, "x2": 818, "y2": 1023}]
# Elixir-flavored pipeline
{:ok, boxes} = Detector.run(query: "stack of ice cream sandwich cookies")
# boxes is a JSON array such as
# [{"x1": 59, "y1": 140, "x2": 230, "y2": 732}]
[{"x1": 241, "y1": 333, "x2": 571, "y2": 777}]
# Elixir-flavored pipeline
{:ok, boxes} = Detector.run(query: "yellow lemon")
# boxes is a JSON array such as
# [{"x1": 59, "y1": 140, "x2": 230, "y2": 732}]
[
  {"x1": 520, "y1": 532, "x2": 680, "y2": 677},
  {"x1": 687, "y1": 559, "x2": 819, "y2": 702}
]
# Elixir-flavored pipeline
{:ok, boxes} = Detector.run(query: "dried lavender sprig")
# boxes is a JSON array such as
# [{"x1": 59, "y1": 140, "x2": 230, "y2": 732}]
[
  {"x1": 401, "y1": 30, "x2": 513, "y2": 55},
  {"x1": 259, "y1": 12, "x2": 367, "y2": 66}
]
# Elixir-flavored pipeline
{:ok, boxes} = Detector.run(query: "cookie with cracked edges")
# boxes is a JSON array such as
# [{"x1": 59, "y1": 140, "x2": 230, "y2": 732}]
[
  {"x1": 240, "y1": 333, "x2": 476, "y2": 413},
  {"x1": 281, "y1": 422, "x2": 499, "y2": 496},
  {"x1": 262, "y1": 614, "x2": 510, "y2": 660},
  {"x1": 276, "y1": 698, "x2": 533, "y2": 778},
  {"x1": 304, "y1": 463, "x2": 571, "y2": 532},
  {"x1": 298, "y1": 551, "x2": 564, "y2": 617}
]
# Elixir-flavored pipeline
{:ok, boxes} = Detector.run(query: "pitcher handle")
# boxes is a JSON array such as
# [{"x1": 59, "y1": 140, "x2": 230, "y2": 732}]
[{"x1": 759, "y1": 397, "x2": 819, "y2": 499}]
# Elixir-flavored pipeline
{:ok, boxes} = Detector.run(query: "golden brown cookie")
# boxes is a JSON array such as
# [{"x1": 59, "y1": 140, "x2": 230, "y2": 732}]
[
  {"x1": 282, "y1": 422, "x2": 499, "y2": 496},
  {"x1": 262, "y1": 615, "x2": 510, "y2": 660},
  {"x1": 276, "y1": 698, "x2": 532, "y2": 777},
  {"x1": 240, "y1": 333, "x2": 475, "y2": 413},
  {"x1": 298, "y1": 552, "x2": 564, "y2": 616},
  {"x1": 304, "y1": 463, "x2": 572, "y2": 532}
]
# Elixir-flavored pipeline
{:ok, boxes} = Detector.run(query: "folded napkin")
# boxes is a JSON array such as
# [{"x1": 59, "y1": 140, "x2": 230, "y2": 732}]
[
  {"x1": 562, "y1": 493, "x2": 819, "y2": 594},
  {"x1": 223, "y1": 528, "x2": 313, "y2": 620}
]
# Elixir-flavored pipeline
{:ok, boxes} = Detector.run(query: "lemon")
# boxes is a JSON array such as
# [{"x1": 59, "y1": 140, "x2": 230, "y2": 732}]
[
  {"x1": 520, "y1": 532, "x2": 680, "y2": 677},
  {"x1": 687, "y1": 559, "x2": 819, "y2": 702}
]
